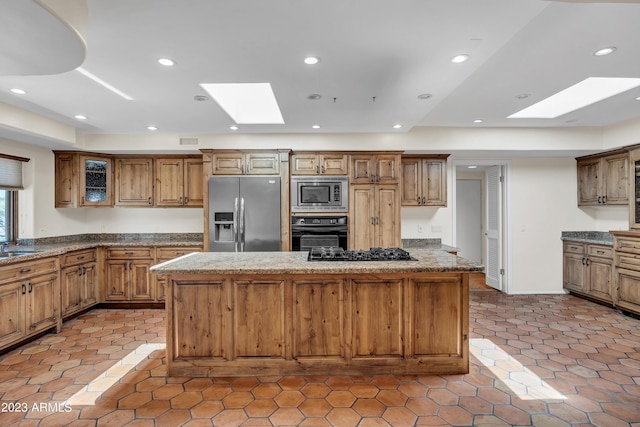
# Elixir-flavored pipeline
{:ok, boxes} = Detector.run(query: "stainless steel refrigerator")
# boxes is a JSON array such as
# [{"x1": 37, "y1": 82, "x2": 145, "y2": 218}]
[{"x1": 208, "y1": 176, "x2": 281, "y2": 252}]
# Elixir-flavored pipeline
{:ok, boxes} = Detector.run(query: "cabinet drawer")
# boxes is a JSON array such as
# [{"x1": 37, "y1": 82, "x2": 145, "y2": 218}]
[
  {"x1": 615, "y1": 237, "x2": 640, "y2": 255},
  {"x1": 563, "y1": 242, "x2": 585, "y2": 254},
  {"x1": 107, "y1": 247, "x2": 154, "y2": 259},
  {"x1": 587, "y1": 245, "x2": 613, "y2": 259},
  {"x1": 156, "y1": 246, "x2": 202, "y2": 260},
  {"x1": 0, "y1": 257, "x2": 58, "y2": 284},
  {"x1": 61, "y1": 249, "x2": 97, "y2": 266},
  {"x1": 616, "y1": 253, "x2": 640, "y2": 271}
]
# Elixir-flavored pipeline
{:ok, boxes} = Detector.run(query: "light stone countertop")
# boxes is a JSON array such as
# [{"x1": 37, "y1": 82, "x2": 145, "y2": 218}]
[
  {"x1": 560, "y1": 231, "x2": 614, "y2": 246},
  {"x1": 150, "y1": 248, "x2": 484, "y2": 275}
]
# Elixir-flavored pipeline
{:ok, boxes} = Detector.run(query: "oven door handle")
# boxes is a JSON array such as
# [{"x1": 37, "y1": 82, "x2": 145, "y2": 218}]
[{"x1": 291, "y1": 225, "x2": 347, "y2": 234}]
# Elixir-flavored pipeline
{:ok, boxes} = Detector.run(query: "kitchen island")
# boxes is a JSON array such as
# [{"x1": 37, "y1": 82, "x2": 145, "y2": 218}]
[{"x1": 151, "y1": 249, "x2": 483, "y2": 377}]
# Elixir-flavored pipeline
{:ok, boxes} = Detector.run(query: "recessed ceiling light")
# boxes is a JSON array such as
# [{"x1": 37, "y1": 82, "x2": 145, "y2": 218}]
[
  {"x1": 158, "y1": 58, "x2": 175, "y2": 66},
  {"x1": 312, "y1": 125, "x2": 320, "y2": 129},
  {"x1": 467, "y1": 166, "x2": 478, "y2": 169},
  {"x1": 74, "y1": 115, "x2": 87, "y2": 120},
  {"x1": 304, "y1": 57, "x2": 320, "y2": 65},
  {"x1": 393, "y1": 124, "x2": 402, "y2": 129},
  {"x1": 10, "y1": 88, "x2": 27, "y2": 95},
  {"x1": 417, "y1": 93, "x2": 432, "y2": 100},
  {"x1": 515, "y1": 93, "x2": 531, "y2": 99},
  {"x1": 508, "y1": 77, "x2": 640, "y2": 119},
  {"x1": 451, "y1": 54, "x2": 469, "y2": 63},
  {"x1": 473, "y1": 119, "x2": 483, "y2": 123},
  {"x1": 200, "y1": 83, "x2": 284, "y2": 124},
  {"x1": 229, "y1": 125, "x2": 239, "y2": 131},
  {"x1": 307, "y1": 94, "x2": 322, "y2": 101},
  {"x1": 194, "y1": 95, "x2": 209, "y2": 101},
  {"x1": 594, "y1": 47, "x2": 616, "y2": 56},
  {"x1": 147, "y1": 126, "x2": 158, "y2": 131}
]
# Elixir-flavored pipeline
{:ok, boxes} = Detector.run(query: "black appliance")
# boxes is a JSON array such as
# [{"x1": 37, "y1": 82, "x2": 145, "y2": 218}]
[
  {"x1": 307, "y1": 247, "x2": 417, "y2": 261},
  {"x1": 291, "y1": 215, "x2": 348, "y2": 251}
]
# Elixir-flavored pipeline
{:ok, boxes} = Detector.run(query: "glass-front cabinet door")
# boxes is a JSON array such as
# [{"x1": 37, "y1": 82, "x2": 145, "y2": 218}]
[
  {"x1": 630, "y1": 148, "x2": 640, "y2": 229},
  {"x1": 79, "y1": 155, "x2": 112, "y2": 207}
]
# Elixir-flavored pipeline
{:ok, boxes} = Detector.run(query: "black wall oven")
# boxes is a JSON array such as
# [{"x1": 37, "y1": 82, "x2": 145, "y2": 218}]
[{"x1": 291, "y1": 215, "x2": 348, "y2": 251}]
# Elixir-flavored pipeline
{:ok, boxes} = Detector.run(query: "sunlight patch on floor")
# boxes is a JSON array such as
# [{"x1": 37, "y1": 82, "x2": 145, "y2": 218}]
[
  {"x1": 470, "y1": 338, "x2": 565, "y2": 400},
  {"x1": 66, "y1": 343, "x2": 166, "y2": 405}
]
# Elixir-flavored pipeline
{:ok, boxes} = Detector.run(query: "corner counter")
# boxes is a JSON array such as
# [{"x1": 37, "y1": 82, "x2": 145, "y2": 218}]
[{"x1": 151, "y1": 249, "x2": 483, "y2": 377}]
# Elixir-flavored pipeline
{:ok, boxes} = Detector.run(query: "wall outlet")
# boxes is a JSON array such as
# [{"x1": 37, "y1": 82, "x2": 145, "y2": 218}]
[{"x1": 417, "y1": 224, "x2": 423, "y2": 233}]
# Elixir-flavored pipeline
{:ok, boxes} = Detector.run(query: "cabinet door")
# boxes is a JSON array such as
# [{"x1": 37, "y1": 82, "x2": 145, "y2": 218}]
[
  {"x1": 376, "y1": 185, "x2": 401, "y2": 248},
  {"x1": 81, "y1": 263, "x2": 98, "y2": 308},
  {"x1": 61, "y1": 266, "x2": 82, "y2": 316},
  {"x1": 375, "y1": 155, "x2": 400, "y2": 184},
  {"x1": 401, "y1": 159, "x2": 421, "y2": 206},
  {"x1": 616, "y1": 268, "x2": 640, "y2": 313},
  {"x1": 577, "y1": 158, "x2": 600, "y2": 206},
  {"x1": 587, "y1": 257, "x2": 612, "y2": 302},
  {"x1": 602, "y1": 153, "x2": 628, "y2": 205},
  {"x1": 105, "y1": 260, "x2": 129, "y2": 301},
  {"x1": 245, "y1": 153, "x2": 280, "y2": 175},
  {"x1": 27, "y1": 274, "x2": 58, "y2": 334},
  {"x1": 212, "y1": 152, "x2": 244, "y2": 174},
  {"x1": 0, "y1": 282, "x2": 25, "y2": 349},
  {"x1": 291, "y1": 153, "x2": 319, "y2": 175},
  {"x1": 422, "y1": 159, "x2": 447, "y2": 206},
  {"x1": 155, "y1": 158, "x2": 184, "y2": 206},
  {"x1": 156, "y1": 276, "x2": 167, "y2": 302},
  {"x1": 184, "y1": 158, "x2": 204, "y2": 207},
  {"x1": 55, "y1": 153, "x2": 77, "y2": 208},
  {"x1": 563, "y1": 253, "x2": 585, "y2": 292},
  {"x1": 350, "y1": 155, "x2": 375, "y2": 184},
  {"x1": 320, "y1": 154, "x2": 348, "y2": 175},
  {"x1": 130, "y1": 260, "x2": 154, "y2": 301},
  {"x1": 79, "y1": 156, "x2": 113, "y2": 207},
  {"x1": 350, "y1": 185, "x2": 376, "y2": 250},
  {"x1": 115, "y1": 158, "x2": 154, "y2": 206}
]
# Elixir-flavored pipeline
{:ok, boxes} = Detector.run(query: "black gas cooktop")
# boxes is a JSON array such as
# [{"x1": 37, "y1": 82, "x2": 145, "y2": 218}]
[{"x1": 307, "y1": 247, "x2": 417, "y2": 261}]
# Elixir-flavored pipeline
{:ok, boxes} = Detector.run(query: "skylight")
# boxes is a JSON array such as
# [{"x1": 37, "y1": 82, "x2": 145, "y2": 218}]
[
  {"x1": 508, "y1": 77, "x2": 640, "y2": 119},
  {"x1": 200, "y1": 83, "x2": 284, "y2": 124}
]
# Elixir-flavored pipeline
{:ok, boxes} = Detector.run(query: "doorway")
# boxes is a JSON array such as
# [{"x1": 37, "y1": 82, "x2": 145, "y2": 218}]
[{"x1": 453, "y1": 161, "x2": 509, "y2": 293}]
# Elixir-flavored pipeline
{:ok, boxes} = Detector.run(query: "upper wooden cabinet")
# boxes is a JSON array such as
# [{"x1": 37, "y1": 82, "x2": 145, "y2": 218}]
[
  {"x1": 211, "y1": 151, "x2": 280, "y2": 175},
  {"x1": 401, "y1": 155, "x2": 448, "y2": 207},
  {"x1": 155, "y1": 157, "x2": 204, "y2": 207},
  {"x1": 55, "y1": 152, "x2": 113, "y2": 208},
  {"x1": 291, "y1": 153, "x2": 348, "y2": 175},
  {"x1": 115, "y1": 158, "x2": 154, "y2": 207},
  {"x1": 350, "y1": 153, "x2": 401, "y2": 184},
  {"x1": 577, "y1": 151, "x2": 628, "y2": 206}
]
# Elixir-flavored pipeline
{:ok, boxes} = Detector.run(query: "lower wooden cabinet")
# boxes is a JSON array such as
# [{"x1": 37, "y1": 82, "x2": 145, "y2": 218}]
[
  {"x1": 562, "y1": 241, "x2": 613, "y2": 304},
  {"x1": 612, "y1": 232, "x2": 640, "y2": 315},
  {"x1": 105, "y1": 247, "x2": 154, "y2": 301},
  {"x1": 155, "y1": 246, "x2": 202, "y2": 302},
  {"x1": 0, "y1": 258, "x2": 59, "y2": 352},
  {"x1": 61, "y1": 249, "x2": 98, "y2": 316}
]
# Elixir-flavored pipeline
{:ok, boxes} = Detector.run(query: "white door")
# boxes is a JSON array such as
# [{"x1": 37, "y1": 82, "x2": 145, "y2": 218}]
[
  {"x1": 485, "y1": 166, "x2": 503, "y2": 290},
  {"x1": 456, "y1": 180, "x2": 482, "y2": 263}
]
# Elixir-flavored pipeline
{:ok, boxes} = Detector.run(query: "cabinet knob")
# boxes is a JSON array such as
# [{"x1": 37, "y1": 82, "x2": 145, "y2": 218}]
[
  {"x1": 148, "y1": 197, "x2": 152, "y2": 205},
  {"x1": 423, "y1": 196, "x2": 426, "y2": 204},
  {"x1": 417, "y1": 196, "x2": 421, "y2": 205}
]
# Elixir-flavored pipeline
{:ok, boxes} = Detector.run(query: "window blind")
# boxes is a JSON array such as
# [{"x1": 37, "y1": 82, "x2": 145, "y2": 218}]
[{"x1": 0, "y1": 154, "x2": 30, "y2": 190}]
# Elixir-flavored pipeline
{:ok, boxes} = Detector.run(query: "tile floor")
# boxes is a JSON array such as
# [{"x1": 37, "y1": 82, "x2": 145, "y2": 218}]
[{"x1": 1, "y1": 290, "x2": 639, "y2": 426}]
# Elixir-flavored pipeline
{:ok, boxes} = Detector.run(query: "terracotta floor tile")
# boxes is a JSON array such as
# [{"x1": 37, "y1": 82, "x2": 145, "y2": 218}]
[
  {"x1": 190, "y1": 400, "x2": 224, "y2": 419},
  {"x1": 223, "y1": 390, "x2": 254, "y2": 408},
  {"x1": 301, "y1": 383, "x2": 331, "y2": 399},
  {"x1": 170, "y1": 391, "x2": 203, "y2": 409},
  {"x1": 325, "y1": 407, "x2": 361, "y2": 427},
  {"x1": 245, "y1": 399, "x2": 279, "y2": 417},
  {"x1": 324, "y1": 375, "x2": 354, "y2": 390},
  {"x1": 352, "y1": 398, "x2": 385, "y2": 417},
  {"x1": 252, "y1": 382, "x2": 282, "y2": 399},
  {"x1": 213, "y1": 408, "x2": 249, "y2": 425},
  {"x1": 155, "y1": 408, "x2": 191, "y2": 427}
]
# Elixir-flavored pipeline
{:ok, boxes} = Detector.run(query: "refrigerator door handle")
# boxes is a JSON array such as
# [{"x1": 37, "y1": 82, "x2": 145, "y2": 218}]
[
  {"x1": 240, "y1": 197, "x2": 246, "y2": 252},
  {"x1": 234, "y1": 197, "x2": 239, "y2": 252}
]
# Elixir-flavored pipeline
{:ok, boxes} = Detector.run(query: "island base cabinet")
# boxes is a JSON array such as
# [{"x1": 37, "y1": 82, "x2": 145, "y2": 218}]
[
  {"x1": 615, "y1": 268, "x2": 640, "y2": 314},
  {"x1": 166, "y1": 273, "x2": 469, "y2": 377}
]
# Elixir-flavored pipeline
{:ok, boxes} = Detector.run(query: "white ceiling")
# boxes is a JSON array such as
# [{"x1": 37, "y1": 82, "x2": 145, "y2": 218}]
[{"x1": 1, "y1": 0, "x2": 640, "y2": 143}]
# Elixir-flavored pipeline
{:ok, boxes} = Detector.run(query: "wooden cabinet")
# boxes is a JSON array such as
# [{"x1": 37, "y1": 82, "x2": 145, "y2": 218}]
[
  {"x1": 350, "y1": 184, "x2": 400, "y2": 250},
  {"x1": 350, "y1": 153, "x2": 401, "y2": 184},
  {"x1": 115, "y1": 158, "x2": 154, "y2": 206},
  {"x1": 577, "y1": 151, "x2": 628, "y2": 206},
  {"x1": 291, "y1": 153, "x2": 348, "y2": 175},
  {"x1": 105, "y1": 247, "x2": 154, "y2": 301},
  {"x1": 61, "y1": 249, "x2": 98, "y2": 317},
  {"x1": 612, "y1": 232, "x2": 640, "y2": 315},
  {"x1": 562, "y1": 241, "x2": 613, "y2": 304},
  {"x1": 155, "y1": 246, "x2": 202, "y2": 301},
  {"x1": 628, "y1": 148, "x2": 640, "y2": 229},
  {"x1": 54, "y1": 152, "x2": 113, "y2": 207},
  {"x1": 0, "y1": 257, "x2": 59, "y2": 351},
  {"x1": 155, "y1": 157, "x2": 204, "y2": 207},
  {"x1": 211, "y1": 151, "x2": 280, "y2": 175},
  {"x1": 401, "y1": 155, "x2": 448, "y2": 207}
]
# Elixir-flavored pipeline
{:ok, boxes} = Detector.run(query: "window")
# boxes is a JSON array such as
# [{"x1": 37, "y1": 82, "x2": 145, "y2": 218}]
[{"x1": 0, "y1": 189, "x2": 16, "y2": 243}]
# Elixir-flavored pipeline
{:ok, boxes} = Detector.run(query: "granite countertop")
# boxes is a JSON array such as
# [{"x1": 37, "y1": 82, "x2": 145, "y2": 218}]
[
  {"x1": 402, "y1": 238, "x2": 459, "y2": 253},
  {"x1": 150, "y1": 248, "x2": 484, "y2": 275},
  {"x1": 561, "y1": 231, "x2": 614, "y2": 246},
  {"x1": 0, "y1": 233, "x2": 203, "y2": 266}
]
